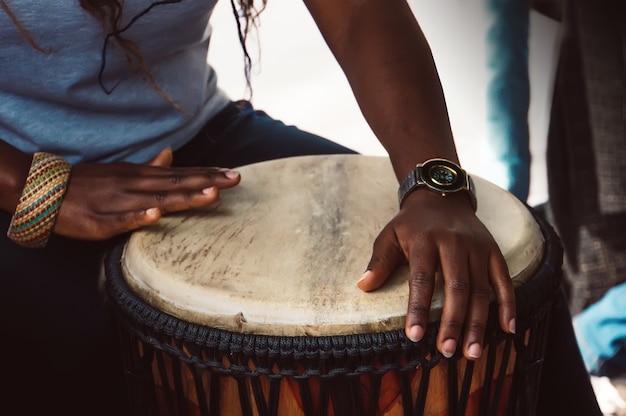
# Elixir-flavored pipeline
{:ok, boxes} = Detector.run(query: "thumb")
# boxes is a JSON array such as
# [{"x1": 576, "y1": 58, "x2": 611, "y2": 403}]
[
  {"x1": 357, "y1": 229, "x2": 403, "y2": 292},
  {"x1": 147, "y1": 147, "x2": 173, "y2": 167}
]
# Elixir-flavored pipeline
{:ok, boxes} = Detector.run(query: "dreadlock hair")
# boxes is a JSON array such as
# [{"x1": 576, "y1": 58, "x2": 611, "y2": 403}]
[
  {"x1": 3, "y1": 0, "x2": 267, "y2": 107},
  {"x1": 229, "y1": 0, "x2": 267, "y2": 99},
  {"x1": 1, "y1": 0, "x2": 50, "y2": 53}
]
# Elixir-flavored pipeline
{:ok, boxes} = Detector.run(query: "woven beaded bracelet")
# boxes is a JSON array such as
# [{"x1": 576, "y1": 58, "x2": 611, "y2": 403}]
[{"x1": 7, "y1": 152, "x2": 72, "y2": 248}]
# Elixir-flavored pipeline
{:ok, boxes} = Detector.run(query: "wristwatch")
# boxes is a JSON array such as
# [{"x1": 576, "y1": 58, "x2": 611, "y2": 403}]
[{"x1": 397, "y1": 158, "x2": 477, "y2": 211}]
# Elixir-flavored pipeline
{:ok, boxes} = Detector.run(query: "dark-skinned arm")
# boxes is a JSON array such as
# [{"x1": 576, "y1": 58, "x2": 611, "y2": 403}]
[
  {"x1": 303, "y1": 0, "x2": 516, "y2": 361},
  {"x1": 0, "y1": 140, "x2": 241, "y2": 241}
]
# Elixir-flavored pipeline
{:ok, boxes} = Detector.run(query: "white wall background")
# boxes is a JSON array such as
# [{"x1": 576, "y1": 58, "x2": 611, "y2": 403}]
[{"x1": 208, "y1": 0, "x2": 561, "y2": 206}]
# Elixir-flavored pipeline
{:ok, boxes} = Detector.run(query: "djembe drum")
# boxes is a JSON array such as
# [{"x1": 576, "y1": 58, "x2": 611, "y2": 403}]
[{"x1": 105, "y1": 155, "x2": 562, "y2": 416}]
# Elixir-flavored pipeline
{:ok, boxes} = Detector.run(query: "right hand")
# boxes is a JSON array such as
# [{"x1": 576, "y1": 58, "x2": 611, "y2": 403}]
[{"x1": 54, "y1": 148, "x2": 241, "y2": 240}]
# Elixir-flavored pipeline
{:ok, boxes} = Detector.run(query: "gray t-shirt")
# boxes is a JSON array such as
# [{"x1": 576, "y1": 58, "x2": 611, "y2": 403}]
[{"x1": 0, "y1": 0, "x2": 230, "y2": 164}]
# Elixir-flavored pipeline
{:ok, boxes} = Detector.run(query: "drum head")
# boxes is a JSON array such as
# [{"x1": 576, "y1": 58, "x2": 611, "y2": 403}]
[{"x1": 121, "y1": 155, "x2": 544, "y2": 336}]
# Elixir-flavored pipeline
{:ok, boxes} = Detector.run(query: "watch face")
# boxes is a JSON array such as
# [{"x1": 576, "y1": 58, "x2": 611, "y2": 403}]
[
  {"x1": 430, "y1": 165, "x2": 457, "y2": 186},
  {"x1": 422, "y1": 159, "x2": 465, "y2": 191}
]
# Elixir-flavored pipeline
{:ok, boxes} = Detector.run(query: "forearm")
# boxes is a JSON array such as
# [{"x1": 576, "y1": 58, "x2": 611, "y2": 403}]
[
  {"x1": 304, "y1": 0, "x2": 458, "y2": 180},
  {"x1": 0, "y1": 140, "x2": 31, "y2": 213}
]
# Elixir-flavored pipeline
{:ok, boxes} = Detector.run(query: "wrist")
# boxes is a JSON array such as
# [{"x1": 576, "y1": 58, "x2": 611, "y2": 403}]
[
  {"x1": 398, "y1": 158, "x2": 477, "y2": 211},
  {"x1": 7, "y1": 152, "x2": 72, "y2": 248},
  {"x1": 0, "y1": 144, "x2": 31, "y2": 213},
  {"x1": 400, "y1": 184, "x2": 477, "y2": 213}
]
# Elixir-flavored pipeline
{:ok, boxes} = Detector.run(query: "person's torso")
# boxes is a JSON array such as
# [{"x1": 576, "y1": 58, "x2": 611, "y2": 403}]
[{"x1": 0, "y1": 0, "x2": 229, "y2": 164}]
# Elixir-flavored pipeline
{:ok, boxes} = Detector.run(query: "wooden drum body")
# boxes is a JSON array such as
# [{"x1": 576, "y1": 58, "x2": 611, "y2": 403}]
[{"x1": 105, "y1": 155, "x2": 563, "y2": 416}]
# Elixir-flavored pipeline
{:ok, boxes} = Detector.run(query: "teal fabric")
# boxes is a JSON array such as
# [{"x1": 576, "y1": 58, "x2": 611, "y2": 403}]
[{"x1": 485, "y1": 0, "x2": 531, "y2": 203}]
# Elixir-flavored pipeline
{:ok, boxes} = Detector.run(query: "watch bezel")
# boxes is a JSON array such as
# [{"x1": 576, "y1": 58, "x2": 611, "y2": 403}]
[{"x1": 420, "y1": 159, "x2": 468, "y2": 193}]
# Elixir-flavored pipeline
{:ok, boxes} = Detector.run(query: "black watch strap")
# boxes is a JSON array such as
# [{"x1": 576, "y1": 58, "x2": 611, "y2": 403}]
[{"x1": 397, "y1": 168, "x2": 423, "y2": 207}]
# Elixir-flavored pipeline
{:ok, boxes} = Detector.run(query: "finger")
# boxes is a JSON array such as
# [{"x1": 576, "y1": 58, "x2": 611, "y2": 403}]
[
  {"x1": 462, "y1": 254, "x2": 492, "y2": 360},
  {"x1": 147, "y1": 186, "x2": 222, "y2": 214},
  {"x1": 489, "y1": 249, "x2": 516, "y2": 335},
  {"x1": 79, "y1": 182, "x2": 220, "y2": 218},
  {"x1": 95, "y1": 168, "x2": 240, "y2": 213},
  {"x1": 147, "y1": 147, "x2": 174, "y2": 167},
  {"x1": 405, "y1": 243, "x2": 438, "y2": 343},
  {"x1": 131, "y1": 168, "x2": 241, "y2": 192},
  {"x1": 357, "y1": 226, "x2": 404, "y2": 292},
  {"x1": 437, "y1": 242, "x2": 470, "y2": 358},
  {"x1": 121, "y1": 207, "x2": 162, "y2": 231},
  {"x1": 60, "y1": 207, "x2": 163, "y2": 241},
  {"x1": 117, "y1": 186, "x2": 224, "y2": 215}
]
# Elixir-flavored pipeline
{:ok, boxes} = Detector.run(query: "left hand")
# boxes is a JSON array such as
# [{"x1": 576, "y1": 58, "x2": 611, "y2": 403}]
[{"x1": 357, "y1": 188, "x2": 516, "y2": 361}]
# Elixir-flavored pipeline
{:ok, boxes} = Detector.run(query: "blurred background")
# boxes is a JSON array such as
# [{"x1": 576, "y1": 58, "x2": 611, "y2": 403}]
[{"x1": 208, "y1": 0, "x2": 561, "y2": 207}]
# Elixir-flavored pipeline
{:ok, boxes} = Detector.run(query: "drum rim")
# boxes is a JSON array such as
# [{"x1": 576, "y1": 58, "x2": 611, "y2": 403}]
[{"x1": 104, "y1": 208, "x2": 563, "y2": 374}]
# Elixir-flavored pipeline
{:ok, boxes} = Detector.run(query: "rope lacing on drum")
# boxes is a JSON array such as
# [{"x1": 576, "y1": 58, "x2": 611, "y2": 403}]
[{"x1": 104, "y1": 208, "x2": 564, "y2": 416}]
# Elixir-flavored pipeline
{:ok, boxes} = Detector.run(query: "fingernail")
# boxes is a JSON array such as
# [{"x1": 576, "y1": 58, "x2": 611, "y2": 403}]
[
  {"x1": 146, "y1": 207, "x2": 159, "y2": 216},
  {"x1": 224, "y1": 170, "x2": 239, "y2": 179},
  {"x1": 509, "y1": 318, "x2": 516, "y2": 334},
  {"x1": 202, "y1": 187, "x2": 217, "y2": 195},
  {"x1": 358, "y1": 270, "x2": 372, "y2": 283},
  {"x1": 468, "y1": 343, "x2": 482, "y2": 359},
  {"x1": 442, "y1": 339, "x2": 456, "y2": 358},
  {"x1": 407, "y1": 325, "x2": 424, "y2": 342}
]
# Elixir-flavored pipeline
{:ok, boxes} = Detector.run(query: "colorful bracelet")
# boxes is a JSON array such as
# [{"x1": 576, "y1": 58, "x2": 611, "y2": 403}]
[{"x1": 7, "y1": 152, "x2": 72, "y2": 248}]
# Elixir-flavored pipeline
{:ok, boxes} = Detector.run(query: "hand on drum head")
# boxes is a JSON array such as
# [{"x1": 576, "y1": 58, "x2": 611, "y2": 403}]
[
  {"x1": 357, "y1": 189, "x2": 516, "y2": 361},
  {"x1": 53, "y1": 147, "x2": 241, "y2": 241}
]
